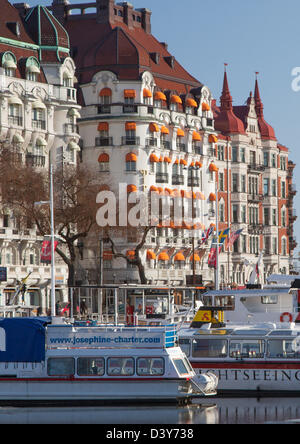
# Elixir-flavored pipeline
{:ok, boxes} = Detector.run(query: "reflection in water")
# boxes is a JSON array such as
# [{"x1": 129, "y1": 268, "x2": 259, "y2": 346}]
[{"x1": 0, "y1": 398, "x2": 300, "y2": 424}]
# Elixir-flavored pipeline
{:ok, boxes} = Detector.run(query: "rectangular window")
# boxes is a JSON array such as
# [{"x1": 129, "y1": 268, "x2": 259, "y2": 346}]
[
  {"x1": 173, "y1": 358, "x2": 191, "y2": 375},
  {"x1": 263, "y1": 178, "x2": 269, "y2": 196},
  {"x1": 272, "y1": 208, "x2": 277, "y2": 225},
  {"x1": 240, "y1": 147, "x2": 245, "y2": 163},
  {"x1": 47, "y1": 358, "x2": 75, "y2": 376},
  {"x1": 241, "y1": 205, "x2": 246, "y2": 223},
  {"x1": 192, "y1": 339, "x2": 228, "y2": 358},
  {"x1": 263, "y1": 152, "x2": 269, "y2": 167},
  {"x1": 178, "y1": 339, "x2": 191, "y2": 357},
  {"x1": 281, "y1": 181, "x2": 286, "y2": 198},
  {"x1": 267, "y1": 340, "x2": 300, "y2": 359},
  {"x1": 77, "y1": 357, "x2": 105, "y2": 376},
  {"x1": 271, "y1": 179, "x2": 276, "y2": 196},
  {"x1": 107, "y1": 357, "x2": 134, "y2": 376},
  {"x1": 232, "y1": 146, "x2": 238, "y2": 162},
  {"x1": 271, "y1": 153, "x2": 276, "y2": 168},
  {"x1": 232, "y1": 204, "x2": 238, "y2": 223},
  {"x1": 241, "y1": 175, "x2": 246, "y2": 193},
  {"x1": 229, "y1": 340, "x2": 264, "y2": 358},
  {"x1": 136, "y1": 357, "x2": 164, "y2": 375},
  {"x1": 232, "y1": 173, "x2": 238, "y2": 192},
  {"x1": 219, "y1": 172, "x2": 224, "y2": 191}
]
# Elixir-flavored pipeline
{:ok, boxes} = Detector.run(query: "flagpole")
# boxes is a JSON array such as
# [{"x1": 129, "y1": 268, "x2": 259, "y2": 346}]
[
  {"x1": 215, "y1": 179, "x2": 219, "y2": 290},
  {"x1": 50, "y1": 163, "x2": 56, "y2": 317}
]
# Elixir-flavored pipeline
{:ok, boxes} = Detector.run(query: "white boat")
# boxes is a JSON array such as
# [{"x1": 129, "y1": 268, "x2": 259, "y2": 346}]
[
  {"x1": 0, "y1": 317, "x2": 217, "y2": 404},
  {"x1": 179, "y1": 320, "x2": 300, "y2": 396}
]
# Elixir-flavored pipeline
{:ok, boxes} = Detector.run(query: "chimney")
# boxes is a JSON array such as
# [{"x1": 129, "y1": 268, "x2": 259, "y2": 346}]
[
  {"x1": 137, "y1": 8, "x2": 151, "y2": 34},
  {"x1": 96, "y1": 0, "x2": 115, "y2": 24},
  {"x1": 13, "y1": 2, "x2": 30, "y2": 18},
  {"x1": 122, "y1": 2, "x2": 134, "y2": 29},
  {"x1": 51, "y1": 0, "x2": 69, "y2": 24}
]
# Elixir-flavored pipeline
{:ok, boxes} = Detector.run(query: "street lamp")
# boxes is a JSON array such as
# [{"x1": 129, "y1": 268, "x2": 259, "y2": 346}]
[{"x1": 34, "y1": 164, "x2": 56, "y2": 316}]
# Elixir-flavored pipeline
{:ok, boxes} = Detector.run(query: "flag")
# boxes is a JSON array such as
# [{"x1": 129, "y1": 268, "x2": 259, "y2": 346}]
[
  {"x1": 228, "y1": 229, "x2": 243, "y2": 248},
  {"x1": 200, "y1": 225, "x2": 214, "y2": 245},
  {"x1": 218, "y1": 228, "x2": 230, "y2": 244},
  {"x1": 207, "y1": 236, "x2": 218, "y2": 268},
  {"x1": 41, "y1": 240, "x2": 58, "y2": 263}
]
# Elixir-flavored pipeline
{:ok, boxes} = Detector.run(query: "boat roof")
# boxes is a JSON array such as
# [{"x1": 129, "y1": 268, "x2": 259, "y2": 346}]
[
  {"x1": 180, "y1": 323, "x2": 300, "y2": 338},
  {"x1": 203, "y1": 287, "x2": 291, "y2": 297}
]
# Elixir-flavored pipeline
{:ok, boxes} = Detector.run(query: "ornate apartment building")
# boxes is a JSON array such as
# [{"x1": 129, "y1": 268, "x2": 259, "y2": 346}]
[
  {"x1": 212, "y1": 69, "x2": 297, "y2": 286},
  {"x1": 48, "y1": 0, "x2": 296, "y2": 288},
  {"x1": 0, "y1": 0, "x2": 80, "y2": 311}
]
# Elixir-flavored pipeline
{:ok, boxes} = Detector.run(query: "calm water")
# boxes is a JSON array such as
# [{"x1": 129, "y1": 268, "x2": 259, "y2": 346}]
[{"x1": 1, "y1": 398, "x2": 300, "y2": 424}]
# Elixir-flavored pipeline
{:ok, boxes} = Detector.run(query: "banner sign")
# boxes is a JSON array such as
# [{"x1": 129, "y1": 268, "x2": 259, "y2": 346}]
[
  {"x1": 46, "y1": 326, "x2": 176, "y2": 349},
  {"x1": 41, "y1": 240, "x2": 58, "y2": 263},
  {"x1": 0, "y1": 318, "x2": 46, "y2": 362}
]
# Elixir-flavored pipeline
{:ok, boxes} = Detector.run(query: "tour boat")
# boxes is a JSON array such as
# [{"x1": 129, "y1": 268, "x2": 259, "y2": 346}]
[
  {"x1": 0, "y1": 317, "x2": 217, "y2": 404},
  {"x1": 179, "y1": 320, "x2": 300, "y2": 396}
]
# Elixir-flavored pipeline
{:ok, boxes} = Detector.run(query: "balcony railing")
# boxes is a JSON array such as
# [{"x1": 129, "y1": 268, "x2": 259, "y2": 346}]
[
  {"x1": 248, "y1": 163, "x2": 265, "y2": 173},
  {"x1": 172, "y1": 174, "x2": 184, "y2": 185},
  {"x1": 95, "y1": 137, "x2": 113, "y2": 147},
  {"x1": 8, "y1": 115, "x2": 23, "y2": 126},
  {"x1": 26, "y1": 154, "x2": 46, "y2": 167},
  {"x1": 121, "y1": 136, "x2": 140, "y2": 146},
  {"x1": 176, "y1": 142, "x2": 186, "y2": 152},
  {"x1": 156, "y1": 172, "x2": 169, "y2": 183},
  {"x1": 123, "y1": 105, "x2": 138, "y2": 113},
  {"x1": 145, "y1": 138, "x2": 157, "y2": 147},
  {"x1": 32, "y1": 119, "x2": 46, "y2": 130},
  {"x1": 64, "y1": 123, "x2": 79, "y2": 134},
  {"x1": 161, "y1": 140, "x2": 171, "y2": 150},
  {"x1": 188, "y1": 177, "x2": 200, "y2": 187},
  {"x1": 97, "y1": 104, "x2": 111, "y2": 114}
]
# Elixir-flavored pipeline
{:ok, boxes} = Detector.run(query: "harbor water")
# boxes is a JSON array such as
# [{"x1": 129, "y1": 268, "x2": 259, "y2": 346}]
[{"x1": 1, "y1": 398, "x2": 300, "y2": 424}]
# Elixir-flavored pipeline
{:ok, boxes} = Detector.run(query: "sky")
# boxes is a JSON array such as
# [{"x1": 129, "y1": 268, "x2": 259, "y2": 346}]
[{"x1": 30, "y1": 0, "x2": 300, "y2": 256}]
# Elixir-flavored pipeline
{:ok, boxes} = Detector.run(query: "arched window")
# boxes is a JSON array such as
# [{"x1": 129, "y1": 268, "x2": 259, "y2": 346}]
[
  {"x1": 2, "y1": 51, "x2": 17, "y2": 77},
  {"x1": 26, "y1": 56, "x2": 40, "y2": 82},
  {"x1": 98, "y1": 153, "x2": 109, "y2": 172},
  {"x1": 32, "y1": 101, "x2": 46, "y2": 130},
  {"x1": 99, "y1": 88, "x2": 112, "y2": 113},
  {"x1": 126, "y1": 153, "x2": 137, "y2": 172}
]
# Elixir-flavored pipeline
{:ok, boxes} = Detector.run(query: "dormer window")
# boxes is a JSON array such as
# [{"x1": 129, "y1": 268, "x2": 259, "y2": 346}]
[
  {"x1": 26, "y1": 56, "x2": 40, "y2": 82},
  {"x1": 2, "y1": 51, "x2": 17, "y2": 77},
  {"x1": 63, "y1": 72, "x2": 73, "y2": 87}
]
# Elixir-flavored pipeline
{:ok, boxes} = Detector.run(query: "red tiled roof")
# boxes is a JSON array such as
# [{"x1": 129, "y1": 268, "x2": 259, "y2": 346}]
[{"x1": 0, "y1": 0, "x2": 35, "y2": 44}]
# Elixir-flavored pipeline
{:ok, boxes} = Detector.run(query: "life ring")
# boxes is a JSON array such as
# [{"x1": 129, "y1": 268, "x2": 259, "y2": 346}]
[{"x1": 280, "y1": 312, "x2": 293, "y2": 323}]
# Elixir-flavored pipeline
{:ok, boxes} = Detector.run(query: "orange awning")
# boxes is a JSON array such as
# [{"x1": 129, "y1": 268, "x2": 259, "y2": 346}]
[
  {"x1": 165, "y1": 187, "x2": 173, "y2": 196},
  {"x1": 186, "y1": 98, "x2": 197, "y2": 107},
  {"x1": 210, "y1": 223, "x2": 216, "y2": 229},
  {"x1": 98, "y1": 153, "x2": 109, "y2": 162},
  {"x1": 161, "y1": 125, "x2": 169, "y2": 134},
  {"x1": 209, "y1": 193, "x2": 216, "y2": 201},
  {"x1": 127, "y1": 184, "x2": 137, "y2": 193},
  {"x1": 150, "y1": 153, "x2": 159, "y2": 162},
  {"x1": 126, "y1": 153, "x2": 137, "y2": 162},
  {"x1": 195, "y1": 191, "x2": 205, "y2": 200},
  {"x1": 125, "y1": 122, "x2": 136, "y2": 130},
  {"x1": 202, "y1": 102, "x2": 210, "y2": 111},
  {"x1": 164, "y1": 157, "x2": 171, "y2": 163},
  {"x1": 171, "y1": 95, "x2": 182, "y2": 104},
  {"x1": 174, "y1": 252, "x2": 185, "y2": 261},
  {"x1": 177, "y1": 128, "x2": 185, "y2": 137},
  {"x1": 99, "y1": 88, "x2": 112, "y2": 97},
  {"x1": 195, "y1": 161, "x2": 203, "y2": 168},
  {"x1": 172, "y1": 189, "x2": 180, "y2": 197},
  {"x1": 124, "y1": 89, "x2": 136, "y2": 98},
  {"x1": 192, "y1": 131, "x2": 202, "y2": 141},
  {"x1": 190, "y1": 253, "x2": 201, "y2": 262},
  {"x1": 158, "y1": 251, "x2": 169, "y2": 261},
  {"x1": 174, "y1": 159, "x2": 179, "y2": 165},
  {"x1": 147, "y1": 250, "x2": 156, "y2": 260},
  {"x1": 149, "y1": 122, "x2": 159, "y2": 132},
  {"x1": 126, "y1": 250, "x2": 136, "y2": 257},
  {"x1": 150, "y1": 185, "x2": 159, "y2": 193},
  {"x1": 209, "y1": 163, "x2": 218, "y2": 172},
  {"x1": 143, "y1": 88, "x2": 152, "y2": 98},
  {"x1": 180, "y1": 159, "x2": 187, "y2": 165},
  {"x1": 154, "y1": 91, "x2": 167, "y2": 101},
  {"x1": 190, "y1": 161, "x2": 195, "y2": 167},
  {"x1": 98, "y1": 122, "x2": 109, "y2": 131},
  {"x1": 209, "y1": 134, "x2": 218, "y2": 143}
]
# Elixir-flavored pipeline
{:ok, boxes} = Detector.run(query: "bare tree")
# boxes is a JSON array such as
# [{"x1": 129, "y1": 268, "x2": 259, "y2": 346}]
[{"x1": 0, "y1": 148, "x2": 99, "y2": 287}]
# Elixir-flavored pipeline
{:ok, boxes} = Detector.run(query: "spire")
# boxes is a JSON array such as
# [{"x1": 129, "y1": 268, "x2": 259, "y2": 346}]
[
  {"x1": 220, "y1": 63, "x2": 232, "y2": 111},
  {"x1": 254, "y1": 72, "x2": 264, "y2": 117}
]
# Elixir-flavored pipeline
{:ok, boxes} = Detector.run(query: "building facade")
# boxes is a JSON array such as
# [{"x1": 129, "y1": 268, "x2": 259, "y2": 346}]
[
  {"x1": 0, "y1": 0, "x2": 80, "y2": 311},
  {"x1": 49, "y1": 0, "x2": 297, "y2": 288}
]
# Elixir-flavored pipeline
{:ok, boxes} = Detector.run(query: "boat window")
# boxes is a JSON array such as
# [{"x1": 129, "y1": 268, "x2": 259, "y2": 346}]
[
  {"x1": 173, "y1": 358, "x2": 190, "y2": 375},
  {"x1": 47, "y1": 358, "x2": 75, "y2": 376},
  {"x1": 215, "y1": 295, "x2": 235, "y2": 311},
  {"x1": 267, "y1": 339, "x2": 300, "y2": 359},
  {"x1": 229, "y1": 340, "x2": 265, "y2": 358},
  {"x1": 178, "y1": 338, "x2": 191, "y2": 357},
  {"x1": 77, "y1": 358, "x2": 105, "y2": 376},
  {"x1": 136, "y1": 357, "x2": 164, "y2": 376},
  {"x1": 107, "y1": 357, "x2": 135, "y2": 376},
  {"x1": 192, "y1": 339, "x2": 227, "y2": 358},
  {"x1": 261, "y1": 294, "x2": 278, "y2": 304}
]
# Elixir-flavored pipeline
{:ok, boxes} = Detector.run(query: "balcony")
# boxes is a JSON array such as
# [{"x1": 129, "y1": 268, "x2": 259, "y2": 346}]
[
  {"x1": 176, "y1": 142, "x2": 186, "y2": 152},
  {"x1": 95, "y1": 137, "x2": 113, "y2": 147},
  {"x1": 248, "y1": 194, "x2": 263, "y2": 202},
  {"x1": 123, "y1": 105, "x2": 138, "y2": 113},
  {"x1": 188, "y1": 177, "x2": 200, "y2": 187},
  {"x1": 192, "y1": 143, "x2": 202, "y2": 155},
  {"x1": 26, "y1": 154, "x2": 46, "y2": 167},
  {"x1": 248, "y1": 224, "x2": 264, "y2": 234},
  {"x1": 121, "y1": 136, "x2": 140, "y2": 146},
  {"x1": 145, "y1": 138, "x2": 157, "y2": 147},
  {"x1": 248, "y1": 163, "x2": 265, "y2": 173},
  {"x1": 172, "y1": 174, "x2": 184, "y2": 185},
  {"x1": 32, "y1": 119, "x2": 46, "y2": 130},
  {"x1": 160, "y1": 140, "x2": 171, "y2": 150},
  {"x1": 156, "y1": 172, "x2": 169, "y2": 184},
  {"x1": 8, "y1": 115, "x2": 23, "y2": 126},
  {"x1": 64, "y1": 123, "x2": 79, "y2": 135},
  {"x1": 97, "y1": 104, "x2": 111, "y2": 114}
]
